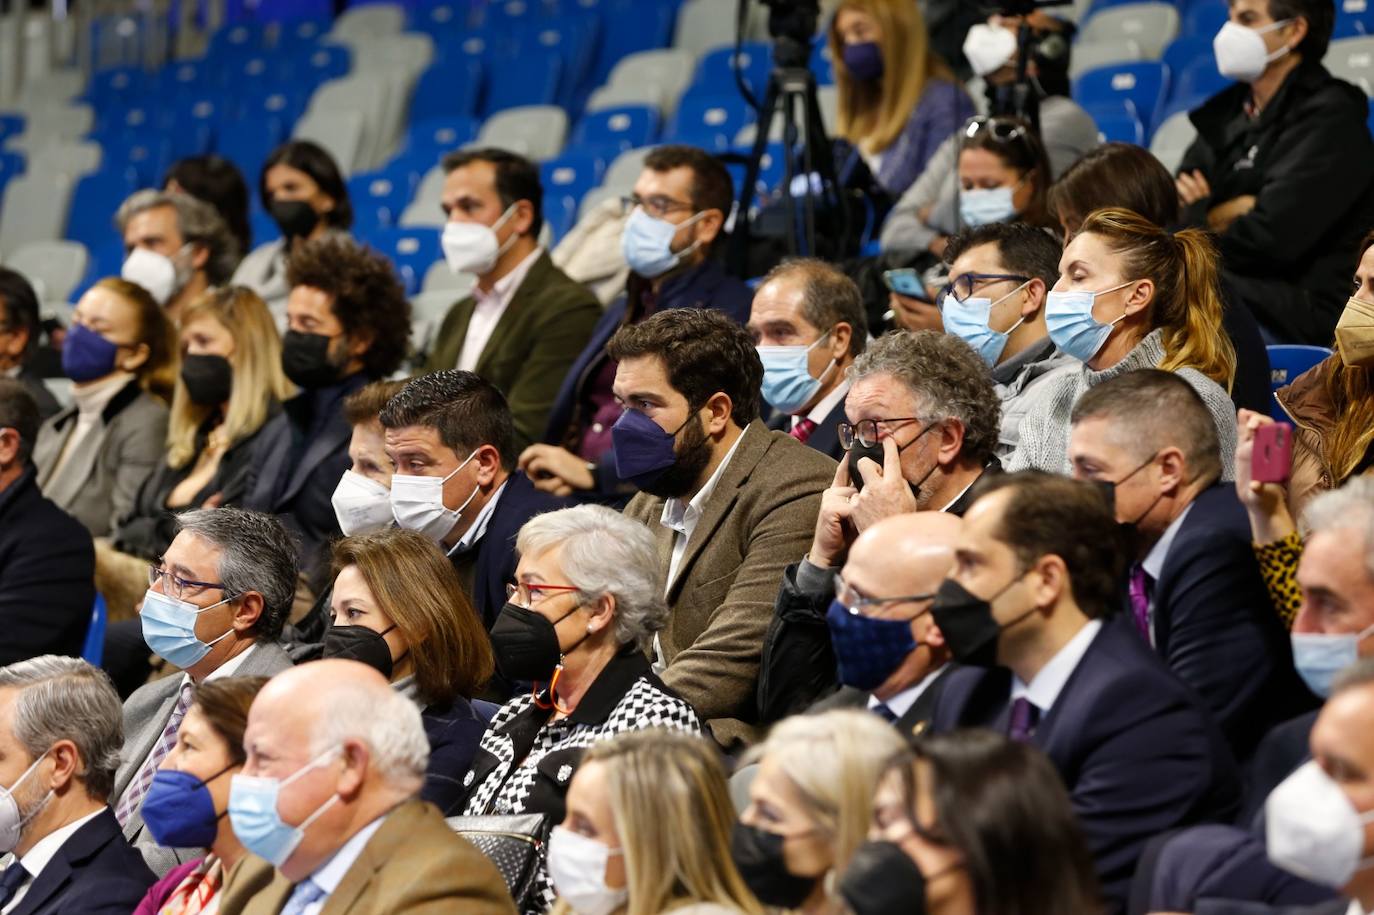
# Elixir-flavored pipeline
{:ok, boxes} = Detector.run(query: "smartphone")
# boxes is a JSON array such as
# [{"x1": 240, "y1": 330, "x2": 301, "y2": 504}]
[
  {"x1": 1252, "y1": 422, "x2": 1294, "y2": 484},
  {"x1": 882, "y1": 268, "x2": 927, "y2": 301}
]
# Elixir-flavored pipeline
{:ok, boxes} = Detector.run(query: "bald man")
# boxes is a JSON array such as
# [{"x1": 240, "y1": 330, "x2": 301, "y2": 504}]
[
  {"x1": 217, "y1": 661, "x2": 514, "y2": 915},
  {"x1": 758, "y1": 511, "x2": 961, "y2": 732},
  {"x1": 810, "y1": 512, "x2": 961, "y2": 740}
]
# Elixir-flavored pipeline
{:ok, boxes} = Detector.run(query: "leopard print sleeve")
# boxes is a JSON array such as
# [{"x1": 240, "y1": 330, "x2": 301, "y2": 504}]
[{"x1": 1254, "y1": 530, "x2": 1304, "y2": 630}]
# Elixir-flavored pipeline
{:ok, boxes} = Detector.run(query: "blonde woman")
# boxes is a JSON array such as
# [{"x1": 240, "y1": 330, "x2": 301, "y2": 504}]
[
  {"x1": 548, "y1": 730, "x2": 763, "y2": 915},
  {"x1": 98, "y1": 286, "x2": 294, "y2": 629},
  {"x1": 731, "y1": 710, "x2": 906, "y2": 914},
  {"x1": 829, "y1": 0, "x2": 974, "y2": 198}
]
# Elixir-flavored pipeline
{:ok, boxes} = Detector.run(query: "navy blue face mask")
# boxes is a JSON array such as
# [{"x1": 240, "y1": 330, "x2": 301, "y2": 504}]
[
  {"x1": 611, "y1": 409, "x2": 694, "y2": 489},
  {"x1": 843, "y1": 41, "x2": 884, "y2": 81},
  {"x1": 826, "y1": 599, "x2": 921, "y2": 692},
  {"x1": 140, "y1": 763, "x2": 234, "y2": 848}
]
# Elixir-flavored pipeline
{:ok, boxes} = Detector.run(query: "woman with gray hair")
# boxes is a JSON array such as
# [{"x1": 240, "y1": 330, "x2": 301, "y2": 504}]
[{"x1": 458, "y1": 504, "x2": 701, "y2": 915}]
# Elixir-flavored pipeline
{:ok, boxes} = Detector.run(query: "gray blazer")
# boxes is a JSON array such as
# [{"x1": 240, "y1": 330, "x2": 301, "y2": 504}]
[
  {"x1": 113, "y1": 640, "x2": 293, "y2": 877},
  {"x1": 32, "y1": 380, "x2": 168, "y2": 538}
]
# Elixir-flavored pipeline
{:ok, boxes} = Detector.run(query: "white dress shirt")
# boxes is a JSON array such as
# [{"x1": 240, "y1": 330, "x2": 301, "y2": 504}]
[
  {"x1": 2, "y1": 809, "x2": 104, "y2": 914},
  {"x1": 869, "y1": 666, "x2": 943, "y2": 720},
  {"x1": 792, "y1": 379, "x2": 850, "y2": 430},
  {"x1": 660, "y1": 428, "x2": 748, "y2": 593},
  {"x1": 1010, "y1": 619, "x2": 1103, "y2": 716},
  {"x1": 1138, "y1": 502, "x2": 1195, "y2": 646},
  {"x1": 291, "y1": 815, "x2": 387, "y2": 915},
  {"x1": 454, "y1": 247, "x2": 543, "y2": 372}
]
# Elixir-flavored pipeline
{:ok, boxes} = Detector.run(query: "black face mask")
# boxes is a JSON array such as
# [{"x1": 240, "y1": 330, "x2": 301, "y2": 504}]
[
  {"x1": 322, "y1": 624, "x2": 397, "y2": 679},
  {"x1": 730, "y1": 821, "x2": 819, "y2": 909},
  {"x1": 180, "y1": 353, "x2": 233, "y2": 406},
  {"x1": 839, "y1": 841, "x2": 935, "y2": 915},
  {"x1": 1099, "y1": 453, "x2": 1161, "y2": 558},
  {"x1": 488, "y1": 602, "x2": 582, "y2": 682},
  {"x1": 930, "y1": 575, "x2": 1036, "y2": 668},
  {"x1": 847, "y1": 422, "x2": 937, "y2": 498},
  {"x1": 281, "y1": 330, "x2": 343, "y2": 389},
  {"x1": 271, "y1": 199, "x2": 320, "y2": 241}
]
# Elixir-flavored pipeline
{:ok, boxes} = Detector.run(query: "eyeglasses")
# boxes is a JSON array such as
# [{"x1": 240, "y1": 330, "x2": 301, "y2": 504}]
[
  {"x1": 620, "y1": 194, "x2": 695, "y2": 220},
  {"x1": 834, "y1": 575, "x2": 935, "y2": 619},
  {"x1": 963, "y1": 116, "x2": 1030, "y2": 145},
  {"x1": 148, "y1": 565, "x2": 228, "y2": 601},
  {"x1": 837, "y1": 417, "x2": 926, "y2": 451},
  {"x1": 505, "y1": 581, "x2": 582, "y2": 609},
  {"x1": 941, "y1": 272, "x2": 1031, "y2": 305}
]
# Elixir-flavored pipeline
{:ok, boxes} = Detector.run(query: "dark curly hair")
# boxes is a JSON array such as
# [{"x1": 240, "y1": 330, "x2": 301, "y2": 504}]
[
  {"x1": 606, "y1": 307, "x2": 763, "y2": 426},
  {"x1": 850, "y1": 330, "x2": 1001, "y2": 465},
  {"x1": 286, "y1": 237, "x2": 410, "y2": 379}
]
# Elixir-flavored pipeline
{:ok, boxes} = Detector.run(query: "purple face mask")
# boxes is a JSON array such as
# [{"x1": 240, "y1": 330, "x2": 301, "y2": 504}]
[
  {"x1": 62, "y1": 323, "x2": 121, "y2": 383},
  {"x1": 612, "y1": 408, "x2": 686, "y2": 488},
  {"x1": 842, "y1": 41, "x2": 884, "y2": 82}
]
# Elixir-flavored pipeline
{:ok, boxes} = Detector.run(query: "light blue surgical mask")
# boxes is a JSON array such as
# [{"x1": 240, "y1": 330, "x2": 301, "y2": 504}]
[
  {"x1": 229, "y1": 748, "x2": 340, "y2": 868},
  {"x1": 621, "y1": 206, "x2": 705, "y2": 278},
  {"x1": 758, "y1": 330, "x2": 836, "y2": 414},
  {"x1": 139, "y1": 588, "x2": 236, "y2": 669},
  {"x1": 1292, "y1": 622, "x2": 1374, "y2": 698},
  {"x1": 942, "y1": 282, "x2": 1029, "y2": 367},
  {"x1": 960, "y1": 185, "x2": 1018, "y2": 228},
  {"x1": 1045, "y1": 279, "x2": 1136, "y2": 363}
]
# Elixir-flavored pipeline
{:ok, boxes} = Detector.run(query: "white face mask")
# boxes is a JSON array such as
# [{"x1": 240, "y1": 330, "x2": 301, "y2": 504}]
[
  {"x1": 1213, "y1": 19, "x2": 1293, "y2": 83},
  {"x1": 0, "y1": 751, "x2": 52, "y2": 855},
  {"x1": 547, "y1": 825, "x2": 626, "y2": 915},
  {"x1": 389, "y1": 450, "x2": 479, "y2": 547},
  {"x1": 330, "y1": 470, "x2": 394, "y2": 536},
  {"x1": 962, "y1": 23, "x2": 1017, "y2": 78},
  {"x1": 442, "y1": 204, "x2": 518, "y2": 276},
  {"x1": 1267, "y1": 759, "x2": 1374, "y2": 888},
  {"x1": 121, "y1": 245, "x2": 191, "y2": 307}
]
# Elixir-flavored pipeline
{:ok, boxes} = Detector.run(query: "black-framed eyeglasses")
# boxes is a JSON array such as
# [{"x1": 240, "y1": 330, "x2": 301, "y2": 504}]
[
  {"x1": 941, "y1": 272, "x2": 1031, "y2": 305},
  {"x1": 148, "y1": 565, "x2": 229, "y2": 602},
  {"x1": 834, "y1": 575, "x2": 936, "y2": 619},
  {"x1": 963, "y1": 115, "x2": 1030, "y2": 145},
  {"x1": 837, "y1": 417, "x2": 927, "y2": 451},
  {"x1": 620, "y1": 194, "x2": 694, "y2": 220}
]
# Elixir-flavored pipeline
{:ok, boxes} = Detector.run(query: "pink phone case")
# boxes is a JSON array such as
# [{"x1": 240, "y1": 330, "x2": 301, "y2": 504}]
[{"x1": 1252, "y1": 422, "x2": 1294, "y2": 484}]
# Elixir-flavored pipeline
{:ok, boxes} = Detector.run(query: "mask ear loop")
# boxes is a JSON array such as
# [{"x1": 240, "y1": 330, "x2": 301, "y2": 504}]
[
  {"x1": 490, "y1": 204, "x2": 521, "y2": 260},
  {"x1": 990, "y1": 281, "x2": 1032, "y2": 336}
]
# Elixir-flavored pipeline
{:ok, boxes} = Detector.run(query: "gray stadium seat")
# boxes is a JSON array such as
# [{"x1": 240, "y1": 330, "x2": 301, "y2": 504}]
[
  {"x1": 604, "y1": 49, "x2": 694, "y2": 114},
  {"x1": 398, "y1": 165, "x2": 447, "y2": 227},
  {"x1": 1326, "y1": 36, "x2": 1374, "y2": 96},
  {"x1": 476, "y1": 105, "x2": 568, "y2": 162},
  {"x1": 293, "y1": 109, "x2": 367, "y2": 176},
  {"x1": 1150, "y1": 109, "x2": 1199, "y2": 174},
  {"x1": 0, "y1": 172, "x2": 74, "y2": 258},
  {"x1": 1069, "y1": 38, "x2": 1145, "y2": 78},
  {"x1": 604, "y1": 146, "x2": 654, "y2": 192},
  {"x1": 1080, "y1": 2, "x2": 1180, "y2": 59},
  {"x1": 7, "y1": 240, "x2": 89, "y2": 304},
  {"x1": 329, "y1": 3, "x2": 405, "y2": 42}
]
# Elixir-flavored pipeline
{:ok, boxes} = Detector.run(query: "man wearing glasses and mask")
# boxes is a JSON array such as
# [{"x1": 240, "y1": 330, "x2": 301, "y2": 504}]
[
  {"x1": 113, "y1": 507, "x2": 296, "y2": 875},
  {"x1": 758, "y1": 329, "x2": 1002, "y2": 722}
]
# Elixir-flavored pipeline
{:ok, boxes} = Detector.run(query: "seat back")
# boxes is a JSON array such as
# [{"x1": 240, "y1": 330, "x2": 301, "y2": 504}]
[{"x1": 1267, "y1": 344, "x2": 1334, "y2": 420}]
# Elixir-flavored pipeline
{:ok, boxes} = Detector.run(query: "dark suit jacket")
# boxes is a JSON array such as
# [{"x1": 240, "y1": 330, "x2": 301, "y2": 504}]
[
  {"x1": 218, "y1": 799, "x2": 515, "y2": 915},
  {"x1": 450, "y1": 471, "x2": 571, "y2": 629},
  {"x1": 540, "y1": 259, "x2": 754, "y2": 498},
  {"x1": 810, "y1": 672, "x2": 951, "y2": 743},
  {"x1": 930, "y1": 617, "x2": 1240, "y2": 913},
  {"x1": 420, "y1": 695, "x2": 489, "y2": 817},
  {"x1": 242, "y1": 376, "x2": 364, "y2": 592},
  {"x1": 10, "y1": 808, "x2": 155, "y2": 915},
  {"x1": 0, "y1": 468, "x2": 94, "y2": 666},
  {"x1": 1145, "y1": 483, "x2": 1316, "y2": 759},
  {"x1": 764, "y1": 396, "x2": 845, "y2": 462},
  {"x1": 623, "y1": 421, "x2": 835, "y2": 747},
  {"x1": 425, "y1": 251, "x2": 600, "y2": 451}
]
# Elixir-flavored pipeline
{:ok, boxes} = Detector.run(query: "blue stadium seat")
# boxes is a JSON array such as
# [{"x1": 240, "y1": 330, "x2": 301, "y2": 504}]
[
  {"x1": 541, "y1": 149, "x2": 607, "y2": 216},
  {"x1": 67, "y1": 171, "x2": 139, "y2": 251},
  {"x1": 81, "y1": 596, "x2": 107, "y2": 666},
  {"x1": 666, "y1": 93, "x2": 755, "y2": 151},
  {"x1": 1267, "y1": 344, "x2": 1332, "y2": 419},
  {"x1": 102, "y1": 137, "x2": 171, "y2": 187},
  {"x1": 481, "y1": 51, "x2": 561, "y2": 116},
  {"x1": 158, "y1": 58, "x2": 222, "y2": 100},
  {"x1": 1181, "y1": 0, "x2": 1227, "y2": 39},
  {"x1": 218, "y1": 130, "x2": 280, "y2": 184},
  {"x1": 1073, "y1": 61, "x2": 1169, "y2": 133},
  {"x1": 409, "y1": 59, "x2": 485, "y2": 124},
  {"x1": 348, "y1": 170, "x2": 419, "y2": 236},
  {"x1": 1085, "y1": 102, "x2": 1146, "y2": 144},
  {"x1": 296, "y1": 43, "x2": 352, "y2": 88},
  {"x1": 589, "y1": 0, "x2": 677, "y2": 87},
  {"x1": 366, "y1": 227, "x2": 441, "y2": 295},
  {"x1": 0, "y1": 151, "x2": 24, "y2": 205},
  {"x1": 569, "y1": 105, "x2": 661, "y2": 158},
  {"x1": 514, "y1": 15, "x2": 600, "y2": 108},
  {"x1": 691, "y1": 42, "x2": 772, "y2": 101},
  {"x1": 726, "y1": 142, "x2": 787, "y2": 198},
  {"x1": 1169, "y1": 55, "x2": 1229, "y2": 111},
  {"x1": 206, "y1": 22, "x2": 269, "y2": 61},
  {"x1": 810, "y1": 39, "x2": 834, "y2": 85},
  {"x1": 0, "y1": 114, "x2": 23, "y2": 145},
  {"x1": 167, "y1": 97, "x2": 222, "y2": 159},
  {"x1": 75, "y1": 239, "x2": 128, "y2": 299},
  {"x1": 84, "y1": 66, "x2": 151, "y2": 109},
  {"x1": 232, "y1": 87, "x2": 309, "y2": 146},
  {"x1": 410, "y1": 3, "x2": 467, "y2": 36},
  {"x1": 1368, "y1": 97, "x2": 1374, "y2": 136},
  {"x1": 1337, "y1": 0, "x2": 1374, "y2": 37},
  {"x1": 256, "y1": 4, "x2": 333, "y2": 26}
]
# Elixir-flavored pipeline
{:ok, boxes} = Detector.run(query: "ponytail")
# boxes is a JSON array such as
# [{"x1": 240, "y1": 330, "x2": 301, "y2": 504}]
[
  {"x1": 1077, "y1": 208, "x2": 1236, "y2": 392},
  {"x1": 1158, "y1": 229, "x2": 1236, "y2": 393}
]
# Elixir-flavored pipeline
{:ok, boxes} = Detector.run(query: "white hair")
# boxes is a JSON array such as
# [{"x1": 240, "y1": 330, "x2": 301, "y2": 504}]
[
  {"x1": 310, "y1": 681, "x2": 429, "y2": 795},
  {"x1": 515, "y1": 505, "x2": 668, "y2": 652},
  {"x1": 1303, "y1": 477, "x2": 1374, "y2": 581}
]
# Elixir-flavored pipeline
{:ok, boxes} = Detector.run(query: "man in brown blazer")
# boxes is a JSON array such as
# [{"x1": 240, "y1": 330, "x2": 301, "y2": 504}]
[
  {"x1": 612, "y1": 309, "x2": 835, "y2": 749},
  {"x1": 424, "y1": 147, "x2": 601, "y2": 451},
  {"x1": 218, "y1": 661, "x2": 514, "y2": 915}
]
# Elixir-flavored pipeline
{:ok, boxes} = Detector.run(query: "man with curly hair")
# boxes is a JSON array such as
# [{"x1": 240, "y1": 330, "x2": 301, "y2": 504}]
[{"x1": 243, "y1": 237, "x2": 411, "y2": 592}]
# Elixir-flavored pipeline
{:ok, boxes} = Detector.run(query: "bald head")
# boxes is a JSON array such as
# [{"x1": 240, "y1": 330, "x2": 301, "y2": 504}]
[{"x1": 847, "y1": 511, "x2": 961, "y2": 597}]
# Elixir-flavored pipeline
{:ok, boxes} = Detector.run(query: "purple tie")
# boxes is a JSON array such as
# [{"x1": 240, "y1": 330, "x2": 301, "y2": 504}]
[
  {"x1": 1008, "y1": 697, "x2": 1038, "y2": 742},
  {"x1": 1128, "y1": 563, "x2": 1152, "y2": 642}
]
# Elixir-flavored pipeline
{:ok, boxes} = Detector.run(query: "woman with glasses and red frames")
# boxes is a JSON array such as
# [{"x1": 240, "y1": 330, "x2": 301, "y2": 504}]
[{"x1": 458, "y1": 504, "x2": 700, "y2": 915}]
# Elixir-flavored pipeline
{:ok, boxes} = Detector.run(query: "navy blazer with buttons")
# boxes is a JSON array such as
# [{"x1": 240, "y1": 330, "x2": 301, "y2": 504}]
[
  {"x1": 930, "y1": 616, "x2": 1240, "y2": 914},
  {"x1": 8, "y1": 808, "x2": 155, "y2": 915},
  {"x1": 1143, "y1": 483, "x2": 1316, "y2": 760}
]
